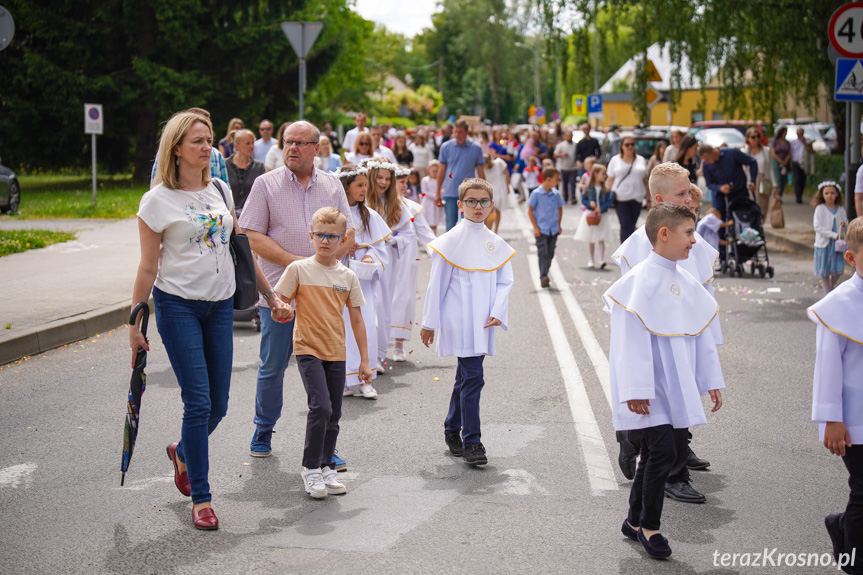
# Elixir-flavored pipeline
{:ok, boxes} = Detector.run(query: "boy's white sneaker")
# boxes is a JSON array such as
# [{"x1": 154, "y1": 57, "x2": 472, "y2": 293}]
[
  {"x1": 359, "y1": 384, "x2": 378, "y2": 399},
  {"x1": 301, "y1": 467, "x2": 327, "y2": 499},
  {"x1": 322, "y1": 466, "x2": 347, "y2": 495}
]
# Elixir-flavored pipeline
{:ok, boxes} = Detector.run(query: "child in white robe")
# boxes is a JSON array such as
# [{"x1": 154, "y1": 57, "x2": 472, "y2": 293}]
[
  {"x1": 420, "y1": 161, "x2": 444, "y2": 232},
  {"x1": 337, "y1": 164, "x2": 392, "y2": 400},
  {"x1": 809, "y1": 217, "x2": 863, "y2": 570},
  {"x1": 611, "y1": 163, "x2": 721, "y2": 491},
  {"x1": 696, "y1": 208, "x2": 734, "y2": 254},
  {"x1": 420, "y1": 178, "x2": 515, "y2": 467},
  {"x1": 605, "y1": 203, "x2": 724, "y2": 560}
]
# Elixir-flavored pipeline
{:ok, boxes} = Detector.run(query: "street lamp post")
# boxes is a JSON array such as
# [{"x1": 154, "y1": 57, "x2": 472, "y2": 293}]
[{"x1": 515, "y1": 42, "x2": 540, "y2": 110}]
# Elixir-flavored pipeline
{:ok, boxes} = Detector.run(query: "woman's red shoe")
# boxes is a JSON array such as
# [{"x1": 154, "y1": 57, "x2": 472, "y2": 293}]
[
  {"x1": 191, "y1": 506, "x2": 218, "y2": 530},
  {"x1": 166, "y1": 443, "x2": 191, "y2": 497}
]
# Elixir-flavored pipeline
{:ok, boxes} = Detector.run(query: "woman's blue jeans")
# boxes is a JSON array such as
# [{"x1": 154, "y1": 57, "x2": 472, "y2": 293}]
[{"x1": 153, "y1": 287, "x2": 233, "y2": 504}]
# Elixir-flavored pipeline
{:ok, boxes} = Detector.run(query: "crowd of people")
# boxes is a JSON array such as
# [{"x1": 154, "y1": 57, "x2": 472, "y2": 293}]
[{"x1": 127, "y1": 107, "x2": 862, "y2": 574}]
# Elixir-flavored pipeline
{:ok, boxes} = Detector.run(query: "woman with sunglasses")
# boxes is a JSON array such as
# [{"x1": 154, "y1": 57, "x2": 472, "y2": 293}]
[
  {"x1": 346, "y1": 133, "x2": 374, "y2": 164},
  {"x1": 606, "y1": 136, "x2": 649, "y2": 242},
  {"x1": 743, "y1": 127, "x2": 778, "y2": 222}
]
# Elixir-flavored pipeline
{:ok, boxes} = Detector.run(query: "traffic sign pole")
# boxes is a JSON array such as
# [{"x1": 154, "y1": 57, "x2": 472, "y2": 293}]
[
  {"x1": 91, "y1": 134, "x2": 97, "y2": 206},
  {"x1": 84, "y1": 104, "x2": 103, "y2": 206}
]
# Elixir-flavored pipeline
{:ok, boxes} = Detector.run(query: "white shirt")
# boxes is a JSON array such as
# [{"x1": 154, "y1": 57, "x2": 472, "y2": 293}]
[
  {"x1": 137, "y1": 181, "x2": 235, "y2": 301},
  {"x1": 343, "y1": 127, "x2": 368, "y2": 154},
  {"x1": 253, "y1": 138, "x2": 275, "y2": 163},
  {"x1": 855, "y1": 164, "x2": 863, "y2": 196},
  {"x1": 375, "y1": 145, "x2": 397, "y2": 163},
  {"x1": 554, "y1": 140, "x2": 577, "y2": 171},
  {"x1": 265, "y1": 145, "x2": 284, "y2": 171},
  {"x1": 607, "y1": 155, "x2": 648, "y2": 202},
  {"x1": 409, "y1": 143, "x2": 433, "y2": 168},
  {"x1": 790, "y1": 139, "x2": 806, "y2": 163}
]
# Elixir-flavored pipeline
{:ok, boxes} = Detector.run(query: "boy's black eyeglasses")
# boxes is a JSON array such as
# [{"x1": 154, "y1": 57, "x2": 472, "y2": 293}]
[
  {"x1": 462, "y1": 198, "x2": 493, "y2": 208},
  {"x1": 310, "y1": 232, "x2": 344, "y2": 243}
]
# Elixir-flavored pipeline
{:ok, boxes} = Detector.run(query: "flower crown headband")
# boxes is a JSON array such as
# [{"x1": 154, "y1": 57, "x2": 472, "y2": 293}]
[
  {"x1": 818, "y1": 180, "x2": 841, "y2": 193},
  {"x1": 360, "y1": 159, "x2": 398, "y2": 173},
  {"x1": 395, "y1": 166, "x2": 411, "y2": 177},
  {"x1": 335, "y1": 166, "x2": 368, "y2": 179}
]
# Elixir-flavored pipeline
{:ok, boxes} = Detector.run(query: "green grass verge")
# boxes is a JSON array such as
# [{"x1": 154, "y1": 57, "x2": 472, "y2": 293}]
[
  {"x1": 10, "y1": 185, "x2": 147, "y2": 219},
  {"x1": 0, "y1": 229, "x2": 77, "y2": 257}
]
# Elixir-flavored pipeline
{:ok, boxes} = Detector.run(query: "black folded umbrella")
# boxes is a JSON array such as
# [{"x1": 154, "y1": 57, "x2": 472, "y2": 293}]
[{"x1": 121, "y1": 302, "x2": 149, "y2": 486}]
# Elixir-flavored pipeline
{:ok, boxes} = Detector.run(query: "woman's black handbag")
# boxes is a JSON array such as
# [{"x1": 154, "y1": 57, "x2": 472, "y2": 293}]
[{"x1": 213, "y1": 179, "x2": 257, "y2": 310}]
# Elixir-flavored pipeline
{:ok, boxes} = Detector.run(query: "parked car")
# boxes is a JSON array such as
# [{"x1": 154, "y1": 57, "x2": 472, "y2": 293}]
[
  {"x1": 694, "y1": 127, "x2": 747, "y2": 150},
  {"x1": 781, "y1": 125, "x2": 830, "y2": 155},
  {"x1": 689, "y1": 120, "x2": 768, "y2": 145},
  {"x1": 0, "y1": 156, "x2": 20, "y2": 214}
]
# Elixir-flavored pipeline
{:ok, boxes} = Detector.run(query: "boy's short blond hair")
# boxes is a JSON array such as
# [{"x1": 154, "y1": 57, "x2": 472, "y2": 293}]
[
  {"x1": 689, "y1": 183, "x2": 703, "y2": 205},
  {"x1": 311, "y1": 206, "x2": 347, "y2": 234},
  {"x1": 458, "y1": 178, "x2": 493, "y2": 201},
  {"x1": 645, "y1": 202, "x2": 696, "y2": 245},
  {"x1": 847, "y1": 217, "x2": 863, "y2": 252},
  {"x1": 649, "y1": 162, "x2": 690, "y2": 200}
]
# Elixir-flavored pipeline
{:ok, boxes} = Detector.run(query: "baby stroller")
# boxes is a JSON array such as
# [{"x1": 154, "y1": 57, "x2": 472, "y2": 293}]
[{"x1": 722, "y1": 196, "x2": 774, "y2": 278}]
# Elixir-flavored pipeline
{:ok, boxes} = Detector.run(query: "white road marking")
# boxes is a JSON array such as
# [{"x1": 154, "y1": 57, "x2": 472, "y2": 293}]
[
  {"x1": 113, "y1": 476, "x2": 173, "y2": 491},
  {"x1": 0, "y1": 463, "x2": 37, "y2": 488},
  {"x1": 511, "y1": 206, "x2": 618, "y2": 494}
]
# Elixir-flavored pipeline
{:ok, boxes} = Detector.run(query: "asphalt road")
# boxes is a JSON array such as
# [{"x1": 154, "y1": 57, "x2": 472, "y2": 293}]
[{"x1": 0, "y1": 202, "x2": 851, "y2": 575}]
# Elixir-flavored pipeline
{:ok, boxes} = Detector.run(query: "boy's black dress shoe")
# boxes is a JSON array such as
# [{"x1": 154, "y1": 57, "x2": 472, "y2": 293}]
[
  {"x1": 686, "y1": 447, "x2": 710, "y2": 470},
  {"x1": 445, "y1": 433, "x2": 464, "y2": 456},
  {"x1": 463, "y1": 442, "x2": 487, "y2": 466},
  {"x1": 637, "y1": 528, "x2": 672, "y2": 559},
  {"x1": 825, "y1": 513, "x2": 845, "y2": 562},
  {"x1": 665, "y1": 481, "x2": 706, "y2": 503},
  {"x1": 616, "y1": 431, "x2": 639, "y2": 480},
  {"x1": 621, "y1": 520, "x2": 638, "y2": 541}
]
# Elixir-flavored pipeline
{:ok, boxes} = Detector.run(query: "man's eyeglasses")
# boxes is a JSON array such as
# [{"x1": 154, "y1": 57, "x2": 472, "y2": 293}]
[
  {"x1": 462, "y1": 198, "x2": 493, "y2": 208},
  {"x1": 284, "y1": 140, "x2": 318, "y2": 147},
  {"x1": 310, "y1": 232, "x2": 344, "y2": 243}
]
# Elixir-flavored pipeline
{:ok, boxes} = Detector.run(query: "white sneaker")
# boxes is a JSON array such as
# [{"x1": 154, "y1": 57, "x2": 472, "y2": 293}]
[
  {"x1": 322, "y1": 466, "x2": 347, "y2": 495},
  {"x1": 359, "y1": 384, "x2": 378, "y2": 399},
  {"x1": 301, "y1": 467, "x2": 327, "y2": 499},
  {"x1": 587, "y1": 260, "x2": 595, "y2": 269},
  {"x1": 393, "y1": 348, "x2": 406, "y2": 362}
]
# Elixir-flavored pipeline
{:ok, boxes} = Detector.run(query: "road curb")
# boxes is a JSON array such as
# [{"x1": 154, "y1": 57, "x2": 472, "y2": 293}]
[
  {"x1": 763, "y1": 229, "x2": 812, "y2": 259},
  {"x1": 0, "y1": 299, "x2": 151, "y2": 366}
]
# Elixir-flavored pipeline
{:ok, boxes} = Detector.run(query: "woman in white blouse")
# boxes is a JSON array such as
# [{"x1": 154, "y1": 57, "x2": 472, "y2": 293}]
[
  {"x1": 743, "y1": 127, "x2": 778, "y2": 223},
  {"x1": 606, "y1": 135, "x2": 648, "y2": 242}
]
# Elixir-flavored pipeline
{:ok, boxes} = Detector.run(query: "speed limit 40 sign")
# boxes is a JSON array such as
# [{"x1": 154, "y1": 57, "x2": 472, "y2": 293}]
[{"x1": 830, "y1": 2, "x2": 863, "y2": 58}]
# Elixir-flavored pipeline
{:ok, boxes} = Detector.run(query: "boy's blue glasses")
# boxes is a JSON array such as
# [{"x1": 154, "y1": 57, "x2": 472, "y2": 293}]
[
  {"x1": 462, "y1": 198, "x2": 493, "y2": 208},
  {"x1": 310, "y1": 232, "x2": 344, "y2": 243}
]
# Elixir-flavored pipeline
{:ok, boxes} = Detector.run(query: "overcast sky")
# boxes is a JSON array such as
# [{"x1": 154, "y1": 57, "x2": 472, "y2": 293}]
[{"x1": 354, "y1": 0, "x2": 438, "y2": 38}]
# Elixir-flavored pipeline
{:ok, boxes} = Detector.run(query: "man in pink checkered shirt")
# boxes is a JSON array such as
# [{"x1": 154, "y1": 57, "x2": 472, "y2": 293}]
[{"x1": 239, "y1": 120, "x2": 354, "y2": 460}]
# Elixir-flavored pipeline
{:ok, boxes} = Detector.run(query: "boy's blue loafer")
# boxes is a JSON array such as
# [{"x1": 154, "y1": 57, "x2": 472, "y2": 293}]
[{"x1": 637, "y1": 529, "x2": 672, "y2": 559}]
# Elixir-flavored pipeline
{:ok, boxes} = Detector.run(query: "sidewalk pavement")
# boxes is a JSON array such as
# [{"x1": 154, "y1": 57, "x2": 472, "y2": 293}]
[{"x1": 0, "y1": 199, "x2": 828, "y2": 366}]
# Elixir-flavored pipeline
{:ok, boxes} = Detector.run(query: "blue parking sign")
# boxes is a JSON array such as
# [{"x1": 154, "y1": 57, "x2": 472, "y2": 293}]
[{"x1": 588, "y1": 94, "x2": 602, "y2": 114}]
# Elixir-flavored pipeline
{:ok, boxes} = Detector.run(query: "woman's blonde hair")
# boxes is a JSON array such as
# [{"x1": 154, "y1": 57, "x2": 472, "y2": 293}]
[
  {"x1": 223, "y1": 118, "x2": 244, "y2": 143},
  {"x1": 230, "y1": 128, "x2": 256, "y2": 148},
  {"x1": 153, "y1": 111, "x2": 213, "y2": 190}
]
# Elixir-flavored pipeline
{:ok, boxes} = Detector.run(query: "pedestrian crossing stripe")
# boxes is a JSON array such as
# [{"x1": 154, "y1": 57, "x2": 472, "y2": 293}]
[{"x1": 835, "y1": 58, "x2": 863, "y2": 101}]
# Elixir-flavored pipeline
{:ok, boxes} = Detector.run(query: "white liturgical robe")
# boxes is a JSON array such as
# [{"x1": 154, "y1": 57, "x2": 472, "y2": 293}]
[
  {"x1": 343, "y1": 204, "x2": 391, "y2": 381},
  {"x1": 604, "y1": 252, "x2": 725, "y2": 431},
  {"x1": 422, "y1": 219, "x2": 515, "y2": 357},
  {"x1": 612, "y1": 225, "x2": 723, "y2": 345},
  {"x1": 808, "y1": 272, "x2": 863, "y2": 444}
]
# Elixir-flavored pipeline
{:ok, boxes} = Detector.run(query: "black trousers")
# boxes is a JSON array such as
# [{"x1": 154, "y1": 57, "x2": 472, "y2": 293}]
[
  {"x1": 840, "y1": 445, "x2": 863, "y2": 573},
  {"x1": 628, "y1": 424, "x2": 676, "y2": 531},
  {"x1": 536, "y1": 233, "x2": 559, "y2": 280},
  {"x1": 560, "y1": 169, "x2": 579, "y2": 203},
  {"x1": 792, "y1": 161, "x2": 806, "y2": 202},
  {"x1": 615, "y1": 200, "x2": 642, "y2": 244},
  {"x1": 665, "y1": 428, "x2": 692, "y2": 484},
  {"x1": 297, "y1": 355, "x2": 345, "y2": 470}
]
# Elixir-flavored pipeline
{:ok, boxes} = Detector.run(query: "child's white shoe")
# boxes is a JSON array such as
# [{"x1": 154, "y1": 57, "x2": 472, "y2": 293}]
[
  {"x1": 393, "y1": 348, "x2": 406, "y2": 362},
  {"x1": 301, "y1": 467, "x2": 327, "y2": 499},
  {"x1": 359, "y1": 384, "x2": 378, "y2": 399},
  {"x1": 322, "y1": 466, "x2": 347, "y2": 495},
  {"x1": 587, "y1": 260, "x2": 595, "y2": 269}
]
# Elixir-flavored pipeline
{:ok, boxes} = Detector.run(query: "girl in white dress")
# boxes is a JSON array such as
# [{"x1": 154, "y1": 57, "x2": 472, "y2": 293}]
[
  {"x1": 420, "y1": 161, "x2": 445, "y2": 231},
  {"x1": 337, "y1": 164, "x2": 392, "y2": 399},
  {"x1": 574, "y1": 164, "x2": 615, "y2": 268}
]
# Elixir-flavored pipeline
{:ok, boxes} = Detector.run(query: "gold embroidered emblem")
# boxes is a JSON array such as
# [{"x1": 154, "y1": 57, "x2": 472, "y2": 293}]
[{"x1": 669, "y1": 282, "x2": 681, "y2": 297}]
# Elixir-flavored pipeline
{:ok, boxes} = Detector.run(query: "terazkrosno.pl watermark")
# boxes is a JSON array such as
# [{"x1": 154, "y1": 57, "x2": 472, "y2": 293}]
[{"x1": 712, "y1": 548, "x2": 856, "y2": 570}]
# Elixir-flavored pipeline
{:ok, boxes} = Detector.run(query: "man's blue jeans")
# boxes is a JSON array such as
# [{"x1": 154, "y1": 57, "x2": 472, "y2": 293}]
[
  {"x1": 444, "y1": 355, "x2": 486, "y2": 446},
  {"x1": 254, "y1": 308, "x2": 295, "y2": 432},
  {"x1": 444, "y1": 198, "x2": 461, "y2": 231},
  {"x1": 153, "y1": 287, "x2": 233, "y2": 504}
]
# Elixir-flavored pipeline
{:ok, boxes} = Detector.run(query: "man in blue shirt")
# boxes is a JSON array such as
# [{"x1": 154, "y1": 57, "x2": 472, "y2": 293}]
[
  {"x1": 699, "y1": 144, "x2": 758, "y2": 261},
  {"x1": 527, "y1": 168, "x2": 564, "y2": 288},
  {"x1": 436, "y1": 120, "x2": 486, "y2": 230}
]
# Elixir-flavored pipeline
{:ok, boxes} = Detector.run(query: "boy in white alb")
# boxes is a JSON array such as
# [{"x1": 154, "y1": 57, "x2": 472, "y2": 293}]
[
  {"x1": 273, "y1": 207, "x2": 372, "y2": 499},
  {"x1": 612, "y1": 163, "x2": 719, "y2": 499},
  {"x1": 810, "y1": 217, "x2": 863, "y2": 573},
  {"x1": 605, "y1": 203, "x2": 724, "y2": 560},
  {"x1": 420, "y1": 179, "x2": 515, "y2": 466}
]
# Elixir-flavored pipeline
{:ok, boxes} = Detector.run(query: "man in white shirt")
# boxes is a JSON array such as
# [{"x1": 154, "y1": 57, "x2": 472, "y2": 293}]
[
  {"x1": 342, "y1": 113, "x2": 368, "y2": 156},
  {"x1": 370, "y1": 125, "x2": 397, "y2": 163},
  {"x1": 253, "y1": 119, "x2": 275, "y2": 163},
  {"x1": 554, "y1": 130, "x2": 578, "y2": 204},
  {"x1": 790, "y1": 128, "x2": 813, "y2": 204}
]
